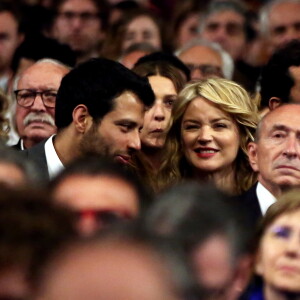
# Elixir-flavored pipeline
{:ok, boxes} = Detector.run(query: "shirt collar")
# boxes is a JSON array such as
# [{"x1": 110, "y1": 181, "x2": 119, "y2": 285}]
[
  {"x1": 44, "y1": 135, "x2": 64, "y2": 179},
  {"x1": 256, "y1": 182, "x2": 277, "y2": 215}
]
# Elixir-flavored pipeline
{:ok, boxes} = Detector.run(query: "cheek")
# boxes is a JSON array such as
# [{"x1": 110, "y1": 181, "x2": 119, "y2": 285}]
[{"x1": 15, "y1": 108, "x2": 27, "y2": 130}]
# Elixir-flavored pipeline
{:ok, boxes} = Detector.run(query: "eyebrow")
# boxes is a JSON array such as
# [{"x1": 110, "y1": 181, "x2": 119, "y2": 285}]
[
  {"x1": 182, "y1": 117, "x2": 231, "y2": 123},
  {"x1": 270, "y1": 124, "x2": 290, "y2": 132}
]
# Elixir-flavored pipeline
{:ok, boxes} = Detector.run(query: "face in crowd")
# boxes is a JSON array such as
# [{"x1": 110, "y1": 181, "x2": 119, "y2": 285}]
[
  {"x1": 256, "y1": 207, "x2": 300, "y2": 297},
  {"x1": 79, "y1": 91, "x2": 145, "y2": 165},
  {"x1": 53, "y1": 173, "x2": 139, "y2": 236},
  {"x1": 266, "y1": 1, "x2": 300, "y2": 54},
  {"x1": 200, "y1": 9, "x2": 246, "y2": 61},
  {"x1": 140, "y1": 75, "x2": 177, "y2": 149},
  {"x1": 52, "y1": 0, "x2": 104, "y2": 59},
  {"x1": 15, "y1": 61, "x2": 69, "y2": 149},
  {"x1": 178, "y1": 45, "x2": 223, "y2": 80},
  {"x1": 122, "y1": 15, "x2": 162, "y2": 52},
  {"x1": 248, "y1": 104, "x2": 300, "y2": 197},
  {"x1": 181, "y1": 97, "x2": 240, "y2": 177}
]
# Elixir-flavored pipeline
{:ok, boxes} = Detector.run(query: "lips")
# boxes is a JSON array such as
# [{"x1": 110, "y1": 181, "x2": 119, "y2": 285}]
[
  {"x1": 114, "y1": 155, "x2": 131, "y2": 165},
  {"x1": 194, "y1": 148, "x2": 219, "y2": 158}
]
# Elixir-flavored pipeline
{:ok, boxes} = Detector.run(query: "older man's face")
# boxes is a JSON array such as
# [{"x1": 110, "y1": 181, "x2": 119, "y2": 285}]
[
  {"x1": 248, "y1": 104, "x2": 300, "y2": 196},
  {"x1": 15, "y1": 62, "x2": 69, "y2": 149}
]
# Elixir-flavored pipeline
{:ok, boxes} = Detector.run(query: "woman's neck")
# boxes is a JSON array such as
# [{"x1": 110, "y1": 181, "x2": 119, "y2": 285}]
[
  {"x1": 193, "y1": 164, "x2": 237, "y2": 195},
  {"x1": 265, "y1": 285, "x2": 300, "y2": 300}
]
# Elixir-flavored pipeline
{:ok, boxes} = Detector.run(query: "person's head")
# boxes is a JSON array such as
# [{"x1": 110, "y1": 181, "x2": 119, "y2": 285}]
[
  {"x1": 0, "y1": 145, "x2": 41, "y2": 187},
  {"x1": 118, "y1": 42, "x2": 158, "y2": 69},
  {"x1": 102, "y1": 9, "x2": 164, "y2": 60},
  {"x1": 146, "y1": 182, "x2": 252, "y2": 300},
  {"x1": 133, "y1": 59, "x2": 186, "y2": 149},
  {"x1": 32, "y1": 225, "x2": 192, "y2": 300},
  {"x1": 0, "y1": 187, "x2": 76, "y2": 299},
  {"x1": 14, "y1": 58, "x2": 71, "y2": 149},
  {"x1": 259, "y1": 0, "x2": 300, "y2": 55},
  {"x1": 49, "y1": 156, "x2": 151, "y2": 236},
  {"x1": 0, "y1": 1, "x2": 24, "y2": 76},
  {"x1": 255, "y1": 188, "x2": 300, "y2": 298},
  {"x1": 51, "y1": 0, "x2": 108, "y2": 63},
  {"x1": 169, "y1": 78, "x2": 258, "y2": 195},
  {"x1": 260, "y1": 39, "x2": 300, "y2": 111},
  {"x1": 55, "y1": 57, "x2": 155, "y2": 165},
  {"x1": 248, "y1": 104, "x2": 300, "y2": 197},
  {"x1": 199, "y1": 0, "x2": 249, "y2": 61},
  {"x1": 176, "y1": 38, "x2": 234, "y2": 80}
]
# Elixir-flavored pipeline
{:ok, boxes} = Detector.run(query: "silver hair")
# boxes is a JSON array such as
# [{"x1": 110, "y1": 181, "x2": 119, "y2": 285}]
[
  {"x1": 175, "y1": 38, "x2": 234, "y2": 79},
  {"x1": 259, "y1": 0, "x2": 300, "y2": 36}
]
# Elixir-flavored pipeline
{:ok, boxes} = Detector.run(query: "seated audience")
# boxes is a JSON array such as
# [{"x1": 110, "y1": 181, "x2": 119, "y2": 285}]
[
  {"x1": 132, "y1": 56, "x2": 186, "y2": 192},
  {"x1": 0, "y1": 187, "x2": 76, "y2": 299},
  {"x1": 21, "y1": 58, "x2": 154, "y2": 181},
  {"x1": 145, "y1": 183, "x2": 253, "y2": 300},
  {"x1": 165, "y1": 78, "x2": 259, "y2": 195},
  {"x1": 176, "y1": 38, "x2": 234, "y2": 80},
  {"x1": 251, "y1": 187, "x2": 300, "y2": 300},
  {"x1": 49, "y1": 156, "x2": 151, "y2": 235}
]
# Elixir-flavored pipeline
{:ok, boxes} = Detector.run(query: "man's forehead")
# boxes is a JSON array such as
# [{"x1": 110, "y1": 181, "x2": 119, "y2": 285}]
[
  {"x1": 206, "y1": 10, "x2": 245, "y2": 23},
  {"x1": 59, "y1": 0, "x2": 98, "y2": 12},
  {"x1": 262, "y1": 105, "x2": 300, "y2": 132}
]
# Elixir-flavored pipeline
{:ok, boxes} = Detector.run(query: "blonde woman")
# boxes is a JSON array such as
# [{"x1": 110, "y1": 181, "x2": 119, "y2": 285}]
[{"x1": 164, "y1": 78, "x2": 259, "y2": 195}]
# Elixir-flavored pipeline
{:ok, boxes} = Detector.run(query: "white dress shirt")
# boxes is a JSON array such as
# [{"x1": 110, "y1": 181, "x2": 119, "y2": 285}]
[
  {"x1": 44, "y1": 135, "x2": 64, "y2": 179},
  {"x1": 256, "y1": 182, "x2": 276, "y2": 215}
]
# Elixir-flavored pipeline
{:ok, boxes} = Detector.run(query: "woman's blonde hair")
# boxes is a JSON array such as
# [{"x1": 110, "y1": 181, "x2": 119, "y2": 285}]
[{"x1": 164, "y1": 78, "x2": 260, "y2": 195}]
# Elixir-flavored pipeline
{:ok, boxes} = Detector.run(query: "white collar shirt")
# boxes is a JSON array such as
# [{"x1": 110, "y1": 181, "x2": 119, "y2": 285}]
[{"x1": 256, "y1": 182, "x2": 277, "y2": 215}]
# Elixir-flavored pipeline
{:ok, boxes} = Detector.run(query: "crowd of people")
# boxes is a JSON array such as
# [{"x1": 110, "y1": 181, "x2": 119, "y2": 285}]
[{"x1": 0, "y1": 0, "x2": 299, "y2": 299}]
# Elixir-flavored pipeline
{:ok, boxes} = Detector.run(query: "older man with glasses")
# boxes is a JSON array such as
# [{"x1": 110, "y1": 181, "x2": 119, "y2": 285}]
[{"x1": 13, "y1": 59, "x2": 70, "y2": 150}]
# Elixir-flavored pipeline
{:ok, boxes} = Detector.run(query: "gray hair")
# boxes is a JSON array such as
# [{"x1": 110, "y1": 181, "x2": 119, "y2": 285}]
[
  {"x1": 259, "y1": 0, "x2": 300, "y2": 36},
  {"x1": 175, "y1": 38, "x2": 234, "y2": 79}
]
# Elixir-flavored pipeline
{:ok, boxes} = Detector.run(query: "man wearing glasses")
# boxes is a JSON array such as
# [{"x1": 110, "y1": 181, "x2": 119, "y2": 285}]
[
  {"x1": 13, "y1": 59, "x2": 70, "y2": 150},
  {"x1": 51, "y1": 0, "x2": 108, "y2": 64}
]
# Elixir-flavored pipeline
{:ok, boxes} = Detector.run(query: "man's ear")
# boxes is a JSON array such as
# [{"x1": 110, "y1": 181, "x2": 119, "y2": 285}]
[
  {"x1": 247, "y1": 142, "x2": 259, "y2": 172},
  {"x1": 269, "y1": 97, "x2": 282, "y2": 110},
  {"x1": 72, "y1": 105, "x2": 92, "y2": 133}
]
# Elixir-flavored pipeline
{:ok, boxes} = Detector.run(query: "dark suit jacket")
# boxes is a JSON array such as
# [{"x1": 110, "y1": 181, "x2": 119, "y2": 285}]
[
  {"x1": 232, "y1": 183, "x2": 263, "y2": 241},
  {"x1": 20, "y1": 139, "x2": 49, "y2": 183}
]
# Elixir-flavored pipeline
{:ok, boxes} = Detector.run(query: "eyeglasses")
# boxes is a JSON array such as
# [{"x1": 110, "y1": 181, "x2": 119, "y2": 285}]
[
  {"x1": 14, "y1": 89, "x2": 57, "y2": 108},
  {"x1": 57, "y1": 11, "x2": 100, "y2": 23},
  {"x1": 185, "y1": 64, "x2": 223, "y2": 77}
]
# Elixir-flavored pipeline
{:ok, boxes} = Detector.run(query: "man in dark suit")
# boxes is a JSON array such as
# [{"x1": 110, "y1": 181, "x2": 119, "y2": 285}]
[
  {"x1": 21, "y1": 58, "x2": 154, "y2": 181},
  {"x1": 240, "y1": 104, "x2": 300, "y2": 224}
]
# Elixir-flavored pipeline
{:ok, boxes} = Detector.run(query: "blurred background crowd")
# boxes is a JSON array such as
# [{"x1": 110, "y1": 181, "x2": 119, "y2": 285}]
[{"x1": 0, "y1": 0, "x2": 299, "y2": 300}]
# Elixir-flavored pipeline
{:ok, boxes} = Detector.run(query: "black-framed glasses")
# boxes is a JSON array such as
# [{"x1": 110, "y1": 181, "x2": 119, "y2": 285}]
[{"x1": 14, "y1": 89, "x2": 57, "y2": 108}]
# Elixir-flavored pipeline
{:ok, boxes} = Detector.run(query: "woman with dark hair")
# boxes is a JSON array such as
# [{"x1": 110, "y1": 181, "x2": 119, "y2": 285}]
[{"x1": 132, "y1": 59, "x2": 186, "y2": 192}]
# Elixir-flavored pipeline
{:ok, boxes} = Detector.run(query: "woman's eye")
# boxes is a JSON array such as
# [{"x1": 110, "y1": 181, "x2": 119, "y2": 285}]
[
  {"x1": 214, "y1": 123, "x2": 227, "y2": 129},
  {"x1": 184, "y1": 124, "x2": 198, "y2": 130},
  {"x1": 271, "y1": 226, "x2": 290, "y2": 239}
]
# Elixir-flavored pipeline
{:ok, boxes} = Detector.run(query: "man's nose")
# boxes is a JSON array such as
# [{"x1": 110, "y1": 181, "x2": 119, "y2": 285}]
[
  {"x1": 31, "y1": 94, "x2": 47, "y2": 111},
  {"x1": 128, "y1": 130, "x2": 141, "y2": 151},
  {"x1": 191, "y1": 68, "x2": 204, "y2": 80}
]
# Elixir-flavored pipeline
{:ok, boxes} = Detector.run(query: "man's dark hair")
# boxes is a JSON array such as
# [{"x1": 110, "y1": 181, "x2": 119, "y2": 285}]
[
  {"x1": 134, "y1": 51, "x2": 191, "y2": 81},
  {"x1": 49, "y1": 156, "x2": 153, "y2": 214},
  {"x1": 260, "y1": 39, "x2": 300, "y2": 108},
  {"x1": 55, "y1": 58, "x2": 155, "y2": 129}
]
